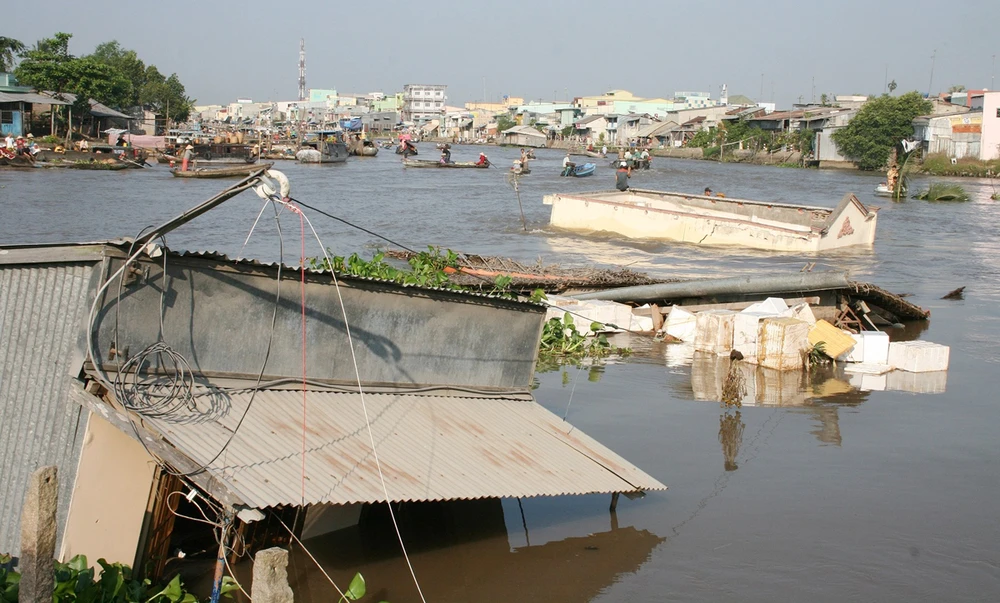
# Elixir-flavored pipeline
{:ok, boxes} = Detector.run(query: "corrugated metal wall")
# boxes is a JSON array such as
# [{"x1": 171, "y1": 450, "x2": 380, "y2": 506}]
[{"x1": 0, "y1": 264, "x2": 94, "y2": 556}]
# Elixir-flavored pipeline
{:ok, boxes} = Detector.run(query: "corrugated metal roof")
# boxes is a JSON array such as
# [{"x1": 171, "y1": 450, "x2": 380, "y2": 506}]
[
  {"x1": 0, "y1": 91, "x2": 71, "y2": 105},
  {"x1": 140, "y1": 386, "x2": 666, "y2": 508},
  {"x1": 0, "y1": 263, "x2": 94, "y2": 556}
]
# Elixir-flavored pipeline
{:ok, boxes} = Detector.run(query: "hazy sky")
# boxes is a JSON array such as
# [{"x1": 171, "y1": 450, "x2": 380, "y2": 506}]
[{"x1": 7, "y1": 0, "x2": 998, "y2": 108}]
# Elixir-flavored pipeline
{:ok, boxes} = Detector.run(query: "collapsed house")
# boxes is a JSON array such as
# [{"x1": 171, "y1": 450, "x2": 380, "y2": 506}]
[{"x1": 0, "y1": 177, "x2": 665, "y2": 579}]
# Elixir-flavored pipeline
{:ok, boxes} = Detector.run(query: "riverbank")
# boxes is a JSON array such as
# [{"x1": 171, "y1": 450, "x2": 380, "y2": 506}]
[{"x1": 917, "y1": 153, "x2": 1000, "y2": 178}]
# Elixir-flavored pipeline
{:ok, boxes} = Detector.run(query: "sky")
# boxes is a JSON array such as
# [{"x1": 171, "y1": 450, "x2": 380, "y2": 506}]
[{"x1": 6, "y1": 0, "x2": 999, "y2": 109}]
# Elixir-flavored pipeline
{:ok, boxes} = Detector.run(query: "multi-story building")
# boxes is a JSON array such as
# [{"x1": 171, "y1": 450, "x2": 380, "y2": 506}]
[{"x1": 402, "y1": 84, "x2": 447, "y2": 124}]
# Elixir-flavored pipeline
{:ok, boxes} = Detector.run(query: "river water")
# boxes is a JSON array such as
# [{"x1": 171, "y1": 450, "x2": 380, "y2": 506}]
[{"x1": 3, "y1": 147, "x2": 999, "y2": 601}]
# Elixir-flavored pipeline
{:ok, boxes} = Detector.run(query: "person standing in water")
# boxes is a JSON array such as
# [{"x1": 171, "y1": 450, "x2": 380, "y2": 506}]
[{"x1": 615, "y1": 161, "x2": 630, "y2": 191}]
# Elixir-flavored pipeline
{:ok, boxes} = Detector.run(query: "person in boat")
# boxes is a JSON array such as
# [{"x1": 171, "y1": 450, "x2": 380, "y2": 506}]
[
  {"x1": 601, "y1": 144, "x2": 607, "y2": 157},
  {"x1": 27, "y1": 135, "x2": 40, "y2": 156},
  {"x1": 476, "y1": 152, "x2": 490, "y2": 166},
  {"x1": 181, "y1": 144, "x2": 195, "y2": 171},
  {"x1": 3, "y1": 133, "x2": 13, "y2": 150},
  {"x1": 116, "y1": 133, "x2": 127, "y2": 147},
  {"x1": 440, "y1": 145, "x2": 452, "y2": 164},
  {"x1": 704, "y1": 187, "x2": 713, "y2": 196},
  {"x1": 79, "y1": 138, "x2": 89, "y2": 152},
  {"x1": 519, "y1": 147, "x2": 531, "y2": 171},
  {"x1": 639, "y1": 148, "x2": 650, "y2": 168},
  {"x1": 14, "y1": 135, "x2": 27, "y2": 156},
  {"x1": 562, "y1": 153, "x2": 576, "y2": 176},
  {"x1": 615, "y1": 161, "x2": 630, "y2": 191}
]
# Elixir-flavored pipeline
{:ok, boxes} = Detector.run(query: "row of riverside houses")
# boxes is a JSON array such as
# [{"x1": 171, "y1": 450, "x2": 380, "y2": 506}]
[{"x1": 187, "y1": 81, "x2": 1000, "y2": 163}]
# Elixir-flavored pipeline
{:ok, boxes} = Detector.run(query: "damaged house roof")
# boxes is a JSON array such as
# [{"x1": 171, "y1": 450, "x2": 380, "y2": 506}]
[{"x1": 1, "y1": 236, "x2": 665, "y2": 554}]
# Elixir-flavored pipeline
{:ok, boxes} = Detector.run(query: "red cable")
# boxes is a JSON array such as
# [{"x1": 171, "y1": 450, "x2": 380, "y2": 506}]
[{"x1": 299, "y1": 209, "x2": 308, "y2": 506}]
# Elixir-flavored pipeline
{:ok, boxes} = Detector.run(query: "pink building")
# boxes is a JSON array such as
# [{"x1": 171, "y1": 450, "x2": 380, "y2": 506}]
[{"x1": 977, "y1": 92, "x2": 1000, "y2": 160}]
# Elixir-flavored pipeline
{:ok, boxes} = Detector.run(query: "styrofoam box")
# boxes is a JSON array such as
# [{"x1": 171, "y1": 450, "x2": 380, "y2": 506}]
[
  {"x1": 757, "y1": 317, "x2": 810, "y2": 371},
  {"x1": 733, "y1": 311, "x2": 773, "y2": 362},
  {"x1": 544, "y1": 295, "x2": 633, "y2": 332},
  {"x1": 664, "y1": 306, "x2": 697, "y2": 342},
  {"x1": 887, "y1": 341, "x2": 950, "y2": 373},
  {"x1": 694, "y1": 310, "x2": 736, "y2": 355},
  {"x1": 745, "y1": 297, "x2": 790, "y2": 315},
  {"x1": 844, "y1": 331, "x2": 890, "y2": 364}
]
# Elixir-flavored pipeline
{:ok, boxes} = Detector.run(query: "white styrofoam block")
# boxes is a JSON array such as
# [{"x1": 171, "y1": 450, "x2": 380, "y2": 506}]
[
  {"x1": 843, "y1": 363, "x2": 894, "y2": 375},
  {"x1": 733, "y1": 311, "x2": 772, "y2": 361},
  {"x1": 544, "y1": 295, "x2": 633, "y2": 332},
  {"x1": 630, "y1": 312, "x2": 655, "y2": 332},
  {"x1": 860, "y1": 373, "x2": 888, "y2": 391},
  {"x1": 745, "y1": 297, "x2": 790, "y2": 316},
  {"x1": 887, "y1": 340, "x2": 951, "y2": 372},
  {"x1": 664, "y1": 306, "x2": 697, "y2": 342},
  {"x1": 886, "y1": 369, "x2": 948, "y2": 394},
  {"x1": 757, "y1": 317, "x2": 810, "y2": 371},
  {"x1": 781, "y1": 303, "x2": 817, "y2": 325},
  {"x1": 694, "y1": 310, "x2": 736, "y2": 355},
  {"x1": 843, "y1": 332, "x2": 866, "y2": 363},
  {"x1": 861, "y1": 331, "x2": 890, "y2": 365}
]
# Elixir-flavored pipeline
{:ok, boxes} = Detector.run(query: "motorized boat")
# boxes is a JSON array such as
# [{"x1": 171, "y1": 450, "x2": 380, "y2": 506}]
[
  {"x1": 561, "y1": 162, "x2": 596, "y2": 177},
  {"x1": 403, "y1": 158, "x2": 489, "y2": 169}
]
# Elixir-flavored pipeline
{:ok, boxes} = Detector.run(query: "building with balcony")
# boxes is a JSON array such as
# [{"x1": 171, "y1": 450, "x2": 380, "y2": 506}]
[{"x1": 402, "y1": 84, "x2": 447, "y2": 124}]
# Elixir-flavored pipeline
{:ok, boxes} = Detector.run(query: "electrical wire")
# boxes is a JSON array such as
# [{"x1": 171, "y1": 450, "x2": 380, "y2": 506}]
[
  {"x1": 271, "y1": 511, "x2": 349, "y2": 602},
  {"x1": 287, "y1": 197, "x2": 640, "y2": 332},
  {"x1": 272, "y1": 197, "x2": 428, "y2": 603}
]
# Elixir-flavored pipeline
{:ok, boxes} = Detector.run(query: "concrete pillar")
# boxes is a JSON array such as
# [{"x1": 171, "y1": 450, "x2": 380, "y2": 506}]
[
  {"x1": 20, "y1": 466, "x2": 58, "y2": 603},
  {"x1": 251, "y1": 547, "x2": 294, "y2": 603}
]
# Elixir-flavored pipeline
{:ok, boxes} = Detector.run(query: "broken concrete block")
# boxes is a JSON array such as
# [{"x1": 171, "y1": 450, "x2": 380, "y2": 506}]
[
  {"x1": 808, "y1": 319, "x2": 856, "y2": 360},
  {"x1": 252, "y1": 547, "x2": 295, "y2": 603},
  {"x1": 757, "y1": 317, "x2": 810, "y2": 371},
  {"x1": 664, "y1": 305, "x2": 697, "y2": 342},
  {"x1": 694, "y1": 310, "x2": 736, "y2": 355},
  {"x1": 887, "y1": 341, "x2": 950, "y2": 372},
  {"x1": 886, "y1": 369, "x2": 948, "y2": 394}
]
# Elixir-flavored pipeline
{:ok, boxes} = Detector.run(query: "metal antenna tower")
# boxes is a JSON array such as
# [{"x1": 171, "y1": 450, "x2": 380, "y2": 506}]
[{"x1": 298, "y1": 39, "x2": 306, "y2": 102}]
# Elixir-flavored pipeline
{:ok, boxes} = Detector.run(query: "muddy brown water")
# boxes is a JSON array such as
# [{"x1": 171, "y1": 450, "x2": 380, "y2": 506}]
[{"x1": 3, "y1": 147, "x2": 999, "y2": 601}]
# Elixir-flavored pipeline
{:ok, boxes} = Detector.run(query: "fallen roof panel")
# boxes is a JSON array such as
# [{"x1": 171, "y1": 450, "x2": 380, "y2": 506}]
[{"x1": 135, "y1": 386, "x2": 666, "y2": 508}]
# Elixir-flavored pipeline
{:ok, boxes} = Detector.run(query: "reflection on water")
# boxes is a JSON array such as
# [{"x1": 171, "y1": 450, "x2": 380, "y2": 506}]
[
  {"x1": 719, "y1": 411, "x2": 745, "y2": 471},
  {"x1": 229, "y1": 499, "x2": 664, "y2": 603}
]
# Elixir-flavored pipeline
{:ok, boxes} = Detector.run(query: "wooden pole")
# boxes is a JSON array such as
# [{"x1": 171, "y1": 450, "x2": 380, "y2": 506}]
[{"x1": 20, "y1": 466, "x2": 58, "y2": 603}]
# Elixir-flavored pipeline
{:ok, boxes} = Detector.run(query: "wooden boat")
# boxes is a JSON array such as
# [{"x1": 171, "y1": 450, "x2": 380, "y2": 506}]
[
  {"x1": 542, "y1": 188, "x2": 878, "y2": 252},
  {"x1": 171, "y1": 162, "x2": 273, "y2": 178},
  {"x1": 561, "y1": 163, "x2": 595, "y2": 177},
  {"x1": 36, "y1": 145, "x2": 148, "y2": 167},
  {"x1": 570, "y1": 150, "x2": 604, "y2": 158},
  {"x1": 163, "y1": 143, "x2": 257, "y2": 165},
  {"x1": 348, "y1": 139, "x2": 379, "y2": 157},
  {"x1": 295, "y1": 137, "x2": 348, "y2": 163},
  {"x1": 403, "y1": 158, "x2": 489, "y2": 169}
]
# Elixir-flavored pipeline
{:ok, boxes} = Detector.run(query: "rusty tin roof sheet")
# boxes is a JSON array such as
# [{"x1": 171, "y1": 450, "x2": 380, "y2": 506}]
[{"x1": 141, "y1": 386, "x2": 666, "y2": 508}]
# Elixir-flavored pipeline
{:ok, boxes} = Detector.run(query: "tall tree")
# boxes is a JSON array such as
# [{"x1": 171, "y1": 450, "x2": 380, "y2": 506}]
[
  {"x1": 0, "y1": 36, "x2": 25, "y2": 71},
  {"x1": 87, "y1": 41, "x2": 146, "y2": 107},
  {"x1": 831, "y1": 91, "x2": 932, "y2": 171},
  {"x1": 140, "y1": 66, "x2": 194, "y2": 124},
  {"x1": 14, "y1": 32, "x2": 131, "y2": 136}
]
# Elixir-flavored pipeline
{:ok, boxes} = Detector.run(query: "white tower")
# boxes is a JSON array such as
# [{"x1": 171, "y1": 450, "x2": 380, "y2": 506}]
[
  {"x1": 721, "y1": 83, "x2": 728, "y2": 106},
  {"x1": 298, "y1": 39, "x2": 306, "y2": 102}
]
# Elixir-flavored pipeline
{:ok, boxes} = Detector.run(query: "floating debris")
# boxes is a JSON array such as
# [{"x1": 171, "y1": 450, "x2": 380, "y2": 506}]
[
  {"x1": 912, "y1": 183, "x2": 970, "y2": 202},
  {"x1": 941, "y1": 286, "x2": 965, "y2": 300}
]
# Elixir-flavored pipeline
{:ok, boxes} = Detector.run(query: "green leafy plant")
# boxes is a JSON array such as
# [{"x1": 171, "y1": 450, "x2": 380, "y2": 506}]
[
  {"x1": 538, "y1": 313, "x2": 630, "y2": 360},
  {"x1": 0, "y1": 553, "x2": 221, "y2": 603},
  {"x1": 808, "y1": 341, "x2": 830, "y2": 366},
  {"x1": 831, "y1": 91, "x2": 933, "y2": 170},
  {"x1": 912, "y1": 183, "x2": 970, "y2": 202}
]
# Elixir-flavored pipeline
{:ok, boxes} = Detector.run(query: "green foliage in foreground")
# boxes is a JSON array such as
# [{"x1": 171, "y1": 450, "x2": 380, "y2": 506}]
[
  {"x1": 912, "y1": 182, "x2": 970, "y2": 202},
  {"x1": 831, "y1": 91, "x2": 932, "y2": 171},
  {"x1": 0, "y1": 553, "x2": 237, "y2": 603}
]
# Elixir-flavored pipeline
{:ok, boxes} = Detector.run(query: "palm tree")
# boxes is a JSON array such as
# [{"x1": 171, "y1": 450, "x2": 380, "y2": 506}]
[{"x1": 0, "y1": 36, "x2": 25, "y2": 71}]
